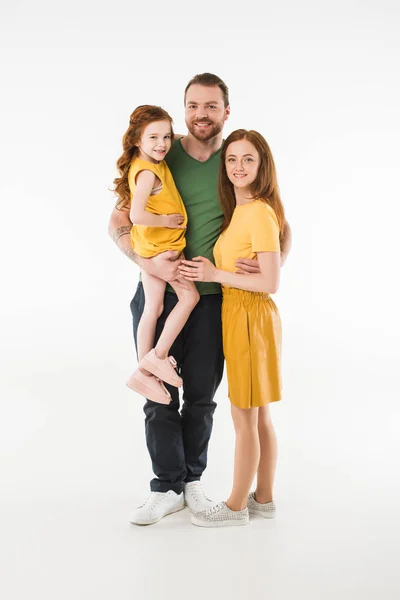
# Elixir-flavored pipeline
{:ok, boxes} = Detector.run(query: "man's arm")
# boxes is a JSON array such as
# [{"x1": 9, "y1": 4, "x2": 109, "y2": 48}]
[
  {"x1": 108, "y1": 206, "x2": 139, "y2": 263},
  {"x1": 280, "y1": 219, "x2": 292, "y2": 266},
  {"x1": 108, "y1": 206, "x2": 181, "y2": 281}
]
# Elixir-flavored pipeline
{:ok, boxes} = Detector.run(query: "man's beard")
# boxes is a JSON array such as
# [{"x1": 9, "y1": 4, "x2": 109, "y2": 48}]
[{"x1": 187, "y1": 118, "x2": 224, "y2": 142}]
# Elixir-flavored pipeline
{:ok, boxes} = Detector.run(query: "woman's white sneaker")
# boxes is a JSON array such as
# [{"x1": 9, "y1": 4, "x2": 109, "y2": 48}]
[
  {"x1": 129, "y1": 491, "x2": 184, "y2": 525},
  {"x1": 183, "y1": 481, "x2": 215, "y2": 513},
  {"x1": 247, "y1": 492, "x2": 276, "y2": 518},
  {"x1": 191, "y1": 501, "x2": 249, "y2": 528}
]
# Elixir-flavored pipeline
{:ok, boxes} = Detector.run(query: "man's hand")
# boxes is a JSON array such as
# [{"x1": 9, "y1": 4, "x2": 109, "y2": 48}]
[
  {"x1": 147, "y1": 250, "x2": 181, "y2": 282},
  {"x1": 235, "y1": 258, "x2": 260, "y2": 275}
]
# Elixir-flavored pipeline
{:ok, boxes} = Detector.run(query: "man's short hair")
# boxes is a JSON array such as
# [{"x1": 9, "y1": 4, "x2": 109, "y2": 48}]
[{"x1": 184, "y1": 73, "x2": 230, "y2": 107}]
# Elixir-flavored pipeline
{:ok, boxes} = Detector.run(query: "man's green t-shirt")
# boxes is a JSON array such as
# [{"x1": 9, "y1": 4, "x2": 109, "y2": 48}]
[{"x1": 165, "y1": 138, "x2": 223, "y2": 295}]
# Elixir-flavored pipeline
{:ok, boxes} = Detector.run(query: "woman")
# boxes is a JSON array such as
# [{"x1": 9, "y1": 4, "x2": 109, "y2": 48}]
[{"x1": 179, "y1": 129, "x2": 285, "y2": 527}]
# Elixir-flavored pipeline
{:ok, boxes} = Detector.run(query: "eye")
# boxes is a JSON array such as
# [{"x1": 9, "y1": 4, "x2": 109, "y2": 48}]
[
  {"x1": 208, "y1": 105, "x2": 217, "y2": 109},
  {"x1": 245, "y1": 158, "x2": 254, "y2": 162},
  {"x1": 165, "y1": 135, "x2": 171, "y2": 139},
  {"x1": 227, "y1": 158, "x2": 235, "y2": 162},
  {"x1": 149, "y1": 135, "x2": 156, "y2": 139}
]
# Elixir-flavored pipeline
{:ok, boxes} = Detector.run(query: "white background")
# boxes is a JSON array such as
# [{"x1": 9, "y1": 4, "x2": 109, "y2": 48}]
[{"x1": 1, "y1": 1, "x2": 399, "y2": 599}]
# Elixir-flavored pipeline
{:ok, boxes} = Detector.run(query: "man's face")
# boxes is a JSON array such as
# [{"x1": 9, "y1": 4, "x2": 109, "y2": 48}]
[{"x1": 185, "y1": 85, "x2": 230, "y2": 141}]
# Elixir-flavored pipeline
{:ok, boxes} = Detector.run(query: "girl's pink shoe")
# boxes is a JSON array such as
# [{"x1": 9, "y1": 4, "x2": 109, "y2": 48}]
[
  {"x1": 139, "y1": 349, "x2": 183, "y2": 387},
  {"x1": 126, "y1": 369, "x2": 171, "y2": 404}
]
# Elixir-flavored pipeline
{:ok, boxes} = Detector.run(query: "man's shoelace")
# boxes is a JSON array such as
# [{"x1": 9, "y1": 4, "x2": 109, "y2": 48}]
[
  {"x1": 188, "y1": 484, "x2": 209, "y2": 505},
  {"x1": 140, "y1": 493, "x2": 168, "y2": 511}
]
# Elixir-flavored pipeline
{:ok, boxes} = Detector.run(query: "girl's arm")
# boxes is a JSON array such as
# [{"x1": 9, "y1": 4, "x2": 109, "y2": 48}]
[
  {"x1": 179, "y1": 251, "x2": 280, "y2": 294},
  {"x1": 130, "y1": 170, "x2": 185, "y2": 229}
]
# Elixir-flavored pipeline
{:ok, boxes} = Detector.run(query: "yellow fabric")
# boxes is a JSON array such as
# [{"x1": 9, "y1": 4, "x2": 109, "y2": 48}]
[
  {"x1": 222, "y1": 289, "x2": 282, "y2": 408},
  {"x1": 213, "y1": 200, "x2": 280, "y2": 282},
  {"x1": 129, "y1": 158, "x2": 187, "y2": 258},
  {"x1": 214, "y1": 200, "x2": 282, "y2": 409}
]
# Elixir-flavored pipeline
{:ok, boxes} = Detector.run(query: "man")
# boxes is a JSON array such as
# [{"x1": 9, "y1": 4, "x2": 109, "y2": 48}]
[{"x1": 108, "y1": 73, "x2": 292, "y2": 525}]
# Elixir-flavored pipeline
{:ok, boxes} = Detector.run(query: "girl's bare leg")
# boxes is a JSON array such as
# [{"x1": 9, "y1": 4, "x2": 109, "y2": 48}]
[
  {"x1": 255, "y1": 404, "x2": 278, "y2": 503},
  {"x1": 137, "y1": 271, "x2": 166, "y2": 366},
  {"x1": 154, "y1": 276, "x2": 199, "y2": 359},
  {"x1": 226, "y1": 405, "x2": 260, "y2": 511}
]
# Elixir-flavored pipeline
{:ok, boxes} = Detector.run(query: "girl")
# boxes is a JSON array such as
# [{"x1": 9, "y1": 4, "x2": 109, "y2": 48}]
[
  {"x1": 113, "y1": 105, "x2": 199, "y2": 405},
  {"x1": 179, "y1": 129, "x2": 285, "y2": 527}
]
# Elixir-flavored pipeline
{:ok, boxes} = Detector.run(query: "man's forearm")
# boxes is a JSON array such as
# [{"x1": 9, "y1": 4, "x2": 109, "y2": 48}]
[
  {"x1": 109, "y1": 224, "x2": 142, "y2": 265},
  {"x1": 280, "y1": 220, "x2": 292, "y2": 266}
]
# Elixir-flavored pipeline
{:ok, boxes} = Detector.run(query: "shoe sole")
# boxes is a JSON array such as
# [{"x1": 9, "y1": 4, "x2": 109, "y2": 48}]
[
  {"x1": 126, "y1": 377, "x2": 171, "y2": 405},
  {"x1": 248, "y1": 509, "x2": 276, "y2": 519},
  {"x1": 191, "y1": 516, "x2": 249, "y2": 528},
  {"x1": 140, "y1": 356, "x2": 183, "y2": 388},
  {"x1": 129, "y1": 504, "x2": 185, "y2": 526}
]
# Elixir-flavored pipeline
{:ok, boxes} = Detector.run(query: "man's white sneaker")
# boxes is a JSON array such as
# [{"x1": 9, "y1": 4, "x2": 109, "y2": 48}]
[
  {"x1": 191, "y1": 501, "x2": 249, "y2": 528},
  {"x1": 183, "y1": 481, "x2": 215, "y2": 513},
  {"x1": 247, "y1": 492, "x2": 276, "y2": 518},
  {"x1": 129, "y1": 491, "x2": 184, "y2": 525}
]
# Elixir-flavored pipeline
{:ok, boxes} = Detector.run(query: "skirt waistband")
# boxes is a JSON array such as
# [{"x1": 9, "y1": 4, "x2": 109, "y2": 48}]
[{"x1": 222, "y1": 287, "x2": 270, "y2": 302}]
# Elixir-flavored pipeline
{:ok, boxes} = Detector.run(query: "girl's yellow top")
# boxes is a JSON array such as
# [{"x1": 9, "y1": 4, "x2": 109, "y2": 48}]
[
  {"x1": 129, "y1": 157, "x2": 187, "y2": 258},
  {"x1": 213, "y1": 199, "x2": 280, "y2": 279}
]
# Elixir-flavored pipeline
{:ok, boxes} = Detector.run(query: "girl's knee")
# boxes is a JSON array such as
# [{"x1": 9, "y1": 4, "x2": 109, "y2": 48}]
[{"x1": 178, "y1": 286, "x2": 200, "y2": 309}]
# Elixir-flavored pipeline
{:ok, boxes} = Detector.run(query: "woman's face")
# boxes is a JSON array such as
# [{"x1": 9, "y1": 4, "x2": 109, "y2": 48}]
[{"x1": 225, "y1": 139, "x2": 260, "y2": 188}]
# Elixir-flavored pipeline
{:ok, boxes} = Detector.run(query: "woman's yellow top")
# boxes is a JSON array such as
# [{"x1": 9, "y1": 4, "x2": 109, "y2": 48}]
[
  {"x1": 213, "y1": 200, "x2": 280, "y2": 283},
  {"x1": 129, "y1": 158, "x2": 187, "y2": 258}
]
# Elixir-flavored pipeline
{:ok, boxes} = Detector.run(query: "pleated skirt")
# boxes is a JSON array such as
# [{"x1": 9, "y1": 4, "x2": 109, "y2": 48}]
[{"x1": 222, "y1": 288, "x2": 282, "y2": 409}]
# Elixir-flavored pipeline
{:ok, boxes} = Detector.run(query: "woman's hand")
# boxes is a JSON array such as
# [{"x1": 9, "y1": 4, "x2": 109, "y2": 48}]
[{"x1": 178, "y1": 257, "x2": 217, "y2": 282}]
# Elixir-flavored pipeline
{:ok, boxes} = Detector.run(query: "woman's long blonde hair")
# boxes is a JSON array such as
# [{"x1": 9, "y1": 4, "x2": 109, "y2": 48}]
[
  {"x1": 218, "y1": 129, "x2": 285, "y2": 244},
  {"x1": 113, "y1": 105, "x2": 174, "y2": 210}
]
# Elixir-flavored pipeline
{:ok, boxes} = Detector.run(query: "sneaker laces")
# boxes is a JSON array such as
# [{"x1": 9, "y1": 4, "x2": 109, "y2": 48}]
[
  {"x1": 205, "y1": 502, "x2": 224, "y2": 516},
  {"x1": 187, "y1": 482, "x2": 211, "y2": 506},
  {"x1": 140, "y1": 492, "x2": 167, "y2": 511}
]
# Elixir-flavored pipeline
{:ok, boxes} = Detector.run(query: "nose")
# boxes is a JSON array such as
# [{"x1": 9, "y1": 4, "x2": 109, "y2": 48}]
[
  {"x1": 236, "y1": 160, "x2": 245, "y2": 171},
  {"x1": 195, "y1": 107, "x2": 208, "y2": 119}
]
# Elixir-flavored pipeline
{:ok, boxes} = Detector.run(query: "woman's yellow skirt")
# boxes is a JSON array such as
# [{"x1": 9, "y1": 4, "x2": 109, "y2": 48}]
[{"x1": 222, "y1": 288, "x2": 282, "y2": 409}]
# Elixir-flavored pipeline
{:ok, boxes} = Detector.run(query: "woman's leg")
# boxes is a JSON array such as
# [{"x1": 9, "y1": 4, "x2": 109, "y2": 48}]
[
  {"x1": 255, "y1": 404, "x2": 278, "y2": 503},
  {"x1": 226, "y1": 405, "x2": 260, "y2": 511},
  {"x1": 154, "y1": 276, "x2": 199, "y2": 359},
  {"x1": 137, "y1": 271, "x2": 166, "y2": 363}
]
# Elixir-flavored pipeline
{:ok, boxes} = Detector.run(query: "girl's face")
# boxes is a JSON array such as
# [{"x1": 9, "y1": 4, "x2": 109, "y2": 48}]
[
  {"x1": 225, "y1": 139, "x2": 260, "y2": 188},
  {"x1": 138, "y1": 120, "x2": 172, "y2": 162}
]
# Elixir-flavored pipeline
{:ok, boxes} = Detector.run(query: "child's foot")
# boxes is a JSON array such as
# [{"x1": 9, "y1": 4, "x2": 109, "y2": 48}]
[
  {"x1": 139, "y1": 349, "x2": 183, "y2": 387},
  {"x1": 126, "y1": 369, "x2": 171, "y2": 404}
]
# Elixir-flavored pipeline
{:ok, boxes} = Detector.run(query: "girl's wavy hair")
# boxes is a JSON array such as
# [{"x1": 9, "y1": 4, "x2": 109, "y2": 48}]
[
  {"x1": 113, "y1": 105, "x2": 174, "y2": 210},
  {"x1": 218, "y1": 129, "x2": 285, "y2": 244}
]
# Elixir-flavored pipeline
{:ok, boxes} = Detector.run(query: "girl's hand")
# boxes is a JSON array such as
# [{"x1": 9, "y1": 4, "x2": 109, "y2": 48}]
[
  {"x1": 163, "y1": 213, "x2": 186, "y2": 229},
  {"x1": 178, "y1": 257, "x2": 217, "y2": 282}
]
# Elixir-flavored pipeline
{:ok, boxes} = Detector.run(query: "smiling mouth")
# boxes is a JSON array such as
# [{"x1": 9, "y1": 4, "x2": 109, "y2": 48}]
[{"x1": 233, "y1": 174, "x2": 247, "y2": 178}]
